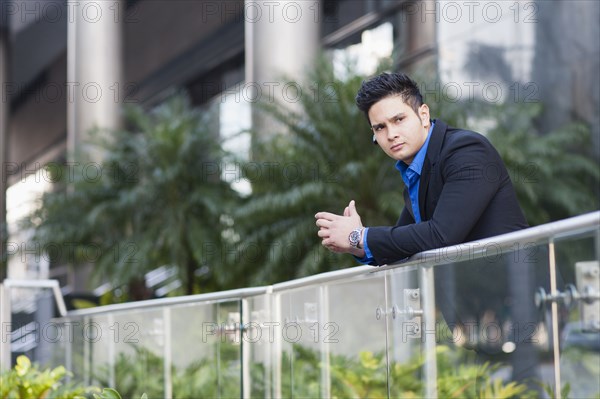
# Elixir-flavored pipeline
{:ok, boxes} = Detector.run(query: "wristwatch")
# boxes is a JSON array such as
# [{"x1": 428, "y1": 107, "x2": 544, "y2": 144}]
[{"x1": 348, "y1": 227, "x2": 364, "y2": 248}]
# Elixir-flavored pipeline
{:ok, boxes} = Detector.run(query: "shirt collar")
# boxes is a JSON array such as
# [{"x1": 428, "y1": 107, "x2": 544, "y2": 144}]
[{"x1": 395, "y1": 121, "x2": 435, "y2": 176}]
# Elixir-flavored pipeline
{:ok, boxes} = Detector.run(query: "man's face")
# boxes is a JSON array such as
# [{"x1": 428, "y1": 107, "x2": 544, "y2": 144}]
[{"x1": 368, "y1": 95, "x2": 431, "y2": 164}]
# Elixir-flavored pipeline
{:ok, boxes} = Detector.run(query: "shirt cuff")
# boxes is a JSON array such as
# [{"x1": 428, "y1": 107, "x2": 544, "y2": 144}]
[
  {"x1": 353, "y1": 227, "x2": 374, "y2": 264},
  {"x1": 363, "y1": 227, "x2": 373, "y2": 258}
]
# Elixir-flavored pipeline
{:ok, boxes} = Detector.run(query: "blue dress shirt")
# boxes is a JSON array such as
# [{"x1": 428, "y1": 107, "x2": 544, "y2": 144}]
[{"x1": 357, "y1": 122, "x2": 435, "y2": 264}]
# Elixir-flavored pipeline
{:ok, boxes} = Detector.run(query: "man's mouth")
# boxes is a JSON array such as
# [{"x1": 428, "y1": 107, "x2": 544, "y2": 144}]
[{"x1": 391, "y1": 143, "x2": 404, "y2": 151}]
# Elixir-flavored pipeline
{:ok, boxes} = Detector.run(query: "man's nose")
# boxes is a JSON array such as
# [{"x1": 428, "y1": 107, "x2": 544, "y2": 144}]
[{"x1": 387, "y1": 125, "x2": 400, "y2": 140}]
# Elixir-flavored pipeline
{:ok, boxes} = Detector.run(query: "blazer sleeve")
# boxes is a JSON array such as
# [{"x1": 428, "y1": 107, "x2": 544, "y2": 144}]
[
  {"x1": 397, "y1": 206, "x2": 414, "y2": 226},
  {"x1": 366, "y1": 133, "x2": 503, "y2": 265}
]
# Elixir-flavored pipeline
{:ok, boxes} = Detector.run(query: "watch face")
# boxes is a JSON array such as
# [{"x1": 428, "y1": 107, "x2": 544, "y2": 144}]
[{"x1": 349, "y1": 230, "x2": 361, "y2": 246}]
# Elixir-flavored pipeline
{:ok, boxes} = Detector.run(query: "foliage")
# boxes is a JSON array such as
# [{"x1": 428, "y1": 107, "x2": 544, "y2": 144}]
[
  {"x1": 542, "y1": 382, "x2": 571, "y2": 399},
  {"x1": 0, "y1": 355, "x2": 81, "y2": 399},
  {"x1": 225, "y1": 58, "x2": 402, "y2": 287},
  {"x1": 93, "y1": 344, "x2": 242, "y2": 399},
  {"x1": 85, "y1": 342, "x2": 545, "y2": 399},
  {"x1": 26, "y1": 95, "x2": 239, "y2": 296},
  {"x1": 0, "y1": 355, "x2": 142, "y2": 399},
  {"x1": 97, "y1": 347, "x2": 164, "y2": 399},
  {"x1": 227, "y1": 61, "x2": 599, "y2": 287},
  {"x1": 436, "y1": 359, "x2": 535, "y2": 399},
  {"x1": 558, "y1": 344, "x2": 600, "y2": 398},
  {"x1": 83, "y1": 388, "x2": 147, "y2": 399},
  {"x1": 283, "y1": 344, "x2": 538, "y2": 399},
  {"x1": 63, "y1": 334, "x2": 600, "y2": 399},
  {"x1": 24, "y1": 59, "x2": 599, "y2": 296},
  {"x1": 428, "y1": 88, "x2": 599, "y2": 226},
  {"x1": 328, "y1": 349, "x2": 391, "y2": 398}
]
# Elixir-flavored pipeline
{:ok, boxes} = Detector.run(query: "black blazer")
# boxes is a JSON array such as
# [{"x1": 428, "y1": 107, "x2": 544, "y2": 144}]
[{"x1": 367, "y1": 119, "x2": 528, "y2": 265}]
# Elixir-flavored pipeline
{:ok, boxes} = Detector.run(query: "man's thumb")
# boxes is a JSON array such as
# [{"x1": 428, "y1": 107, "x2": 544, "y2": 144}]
[{"x1": 348, "y1": 200, "x2": 357, "y2": 216}]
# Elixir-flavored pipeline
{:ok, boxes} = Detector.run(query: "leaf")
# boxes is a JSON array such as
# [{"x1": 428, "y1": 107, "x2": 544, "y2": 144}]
[
  {"x1": 98, "y1": 387, "x2": 123, "y2": 399},
  {"x1": 15, "y1": 355, "x2": 31, "y2": 376}
]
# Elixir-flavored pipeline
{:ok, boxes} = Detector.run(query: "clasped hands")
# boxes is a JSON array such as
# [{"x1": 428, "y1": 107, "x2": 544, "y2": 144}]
[{"x1": 315, "y1": 200, "x2": 365, "y2": 257}]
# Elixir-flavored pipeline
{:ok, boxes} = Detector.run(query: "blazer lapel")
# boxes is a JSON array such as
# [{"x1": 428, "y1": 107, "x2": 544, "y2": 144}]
[{"x1": 419, "y1": 120, "x2": 446, "y2": 220}]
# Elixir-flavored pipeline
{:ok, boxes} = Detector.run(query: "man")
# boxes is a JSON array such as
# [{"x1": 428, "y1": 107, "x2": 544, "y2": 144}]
[{"x1": 315, "y1": 72, "x2": 528, "y2": 266}]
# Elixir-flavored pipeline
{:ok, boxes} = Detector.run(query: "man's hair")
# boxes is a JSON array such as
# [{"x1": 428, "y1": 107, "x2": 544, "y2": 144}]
[{"x1": 355, "y1": 72, "x2": 424, "y2": 118}]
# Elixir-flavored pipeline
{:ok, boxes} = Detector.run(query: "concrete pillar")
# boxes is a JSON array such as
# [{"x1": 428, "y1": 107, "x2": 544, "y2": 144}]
[
  {"x1": 402, "y1": 0, "x2": 437, "y2": 73},
  {"x1": 67, "y1": 0, "x2": 124, "y2": 161},
  {"x1": 245, "y1": 0, "x2": 321, "y2": 148},
  {"x1": 0, "y1": 24, "x2": 9, "y2": 282}
]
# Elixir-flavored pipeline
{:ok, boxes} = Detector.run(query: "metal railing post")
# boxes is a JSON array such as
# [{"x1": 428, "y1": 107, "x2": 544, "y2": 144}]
[
  {"x1": 163, "y1": 307, "x2": 172, "y2": 399},
  {"x1": 0, "y1": 283, "x2": 11, "y2": 373},
  {"x1": 419, "y1": 265, "x2": 437, "y2": 398}
]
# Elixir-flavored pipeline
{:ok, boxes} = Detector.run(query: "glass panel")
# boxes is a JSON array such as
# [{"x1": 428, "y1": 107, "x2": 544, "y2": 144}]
[
  {"x1": 278, "y1": 286, "x2": 322, "y2": 398},
  {"x1": 216, "y1": 300, "x2": 243, "y2": 398},
  {"x1": 8, "y1": 287, "x2": 57, "y2": 367},
  {"x1": 432, "y1": 243, "x2": 553, "y2": 398},
  {"x1": 88, "y1": 315, "x2": 114, "y2": 388},
  {"x1": 243, "y1": 294, "x2": 273, "y2": 398},
  {"x1": 87, "y1": 309, "x2": 165, "y2": 398},
  {"x1": 171, "y1": 302, "x2": 215, "y2": 397},
  {"x1": 325, "y1": 273, "x2": 388, "y2": 398},
  {"x1": 553, "y1": 229, "x2": 600, "y2": 399},
  {"x1": 68, "y1": 317, "x2": 87, "y2": 383},
  {"x1": 47, "y1": 319, "x2": 70, "y2": 374},
  {"x1": 170, "y1": 300, "x2": 241, "y2": 399},
  {"x1": 386, "y1": 265, "x2": 424, "y2": 398}
]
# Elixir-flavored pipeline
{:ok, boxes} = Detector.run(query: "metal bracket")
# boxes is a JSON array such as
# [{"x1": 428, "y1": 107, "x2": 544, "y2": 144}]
[
  {"x1": 375, "y1": 289, "x2": 423, "y2": 338},
  {"x1": 403, "y1": 289, "x2": 423, "y2": 338},
  {"x1": 283, "y1": 302, "x2": 318, "y2": 325},
  {"x1": 535, "y1": 285, "x2": 579, "y2": 309},
  {"x1": 575, "y1": 261, "x2": 600, "y2": 332},
  {"x1": 215, "y1": 312, "x2": 243, "y2": 344},
  {"x1": 535, "y1": 261, "x2": 600, "y2": 332}
]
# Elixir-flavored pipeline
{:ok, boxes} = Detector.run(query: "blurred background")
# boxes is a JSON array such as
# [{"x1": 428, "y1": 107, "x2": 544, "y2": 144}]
[{"x1": 1, "y1": 0, "x2": 599, "y2": 303}]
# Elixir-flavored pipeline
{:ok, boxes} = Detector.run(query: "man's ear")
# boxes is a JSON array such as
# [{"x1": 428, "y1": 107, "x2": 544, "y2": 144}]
[{"x1": 419, "y1": 104, "x2": 430, "y2": 127}]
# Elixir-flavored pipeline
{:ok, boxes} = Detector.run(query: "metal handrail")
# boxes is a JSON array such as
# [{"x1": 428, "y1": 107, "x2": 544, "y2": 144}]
[
  {"x1": 1, "y1": 279, "x2": 67, "y2": 317},
  {"x1": 0, "y1": 279, "x2": 68, "y2": 372},
  {"x1": 2, "y1": 212, "x2": 597, "y2": 397},
  {"x1": 274, "y1": 211, "x2": 600, "y2": 291},
  {"x1": 66, "y1": 285, "x2": 270, "y2": 317},
  {"x1": 397, "y1": 210, "x2": 599, "y2": 269},
  {"x1": 60, "y1": 211, "x2": 599, "y2": 316}
]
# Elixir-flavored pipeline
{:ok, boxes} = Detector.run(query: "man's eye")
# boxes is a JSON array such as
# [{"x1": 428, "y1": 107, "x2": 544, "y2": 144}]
[{"x1": 394, "y1": 117, "x2": 403, "y2": 123}]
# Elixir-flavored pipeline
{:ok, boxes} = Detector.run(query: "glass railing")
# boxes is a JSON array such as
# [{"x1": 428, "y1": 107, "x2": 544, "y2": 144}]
[
  {"x1": 3, "y1": 211, "x2": 599, "y2": 398},
  {"x1": 0, "y1": 279, "x2": 67, "y2": 374}
]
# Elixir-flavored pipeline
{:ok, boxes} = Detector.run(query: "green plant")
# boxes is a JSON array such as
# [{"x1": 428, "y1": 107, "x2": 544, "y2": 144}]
[
  {"x1": 541, "y1": 382, "x2": 571, "y2": 399},
  {"x1": 437, "y1": 360, "x2": 535, "y2": 399},
  {"x1": 227, "y1": 58, "x2": 402, "y2": 287},
  {"x1": 26, "y1": 95, "x2": 239, "y2": 297},
  {"x1": 0, "y1": 355, "x2": 142, "y2": 399},
  {"x1": 77, "y1": 388, "x2": 147, "y2": 399},
  {"x1": 429, "y1": 89, "x2": 599, "y2": 226},
  {"x1": 0, "y1": 355, "x2": 81, "y2": 399},
  {"x1": 278, "y1": 344, "x2": 538, "y2": 399},
  {"x1": 228, "y1": 59, "x2": 599, "y2": 289},
  {"x1": 94, "y1": 346, "x2": 164, "y2": 399},
  {"x1": 68, "y1": 339, "x2": 574, "y2": 398},
  {"x1": 93, "y1": 343, "x2": 243, "y2": 399},
  {"x1": 557, "y1": 344, "x2": 600, "y2": 398},
  {"x1": 329, "y1": 350, "x2": 392, "y2": 398}
]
